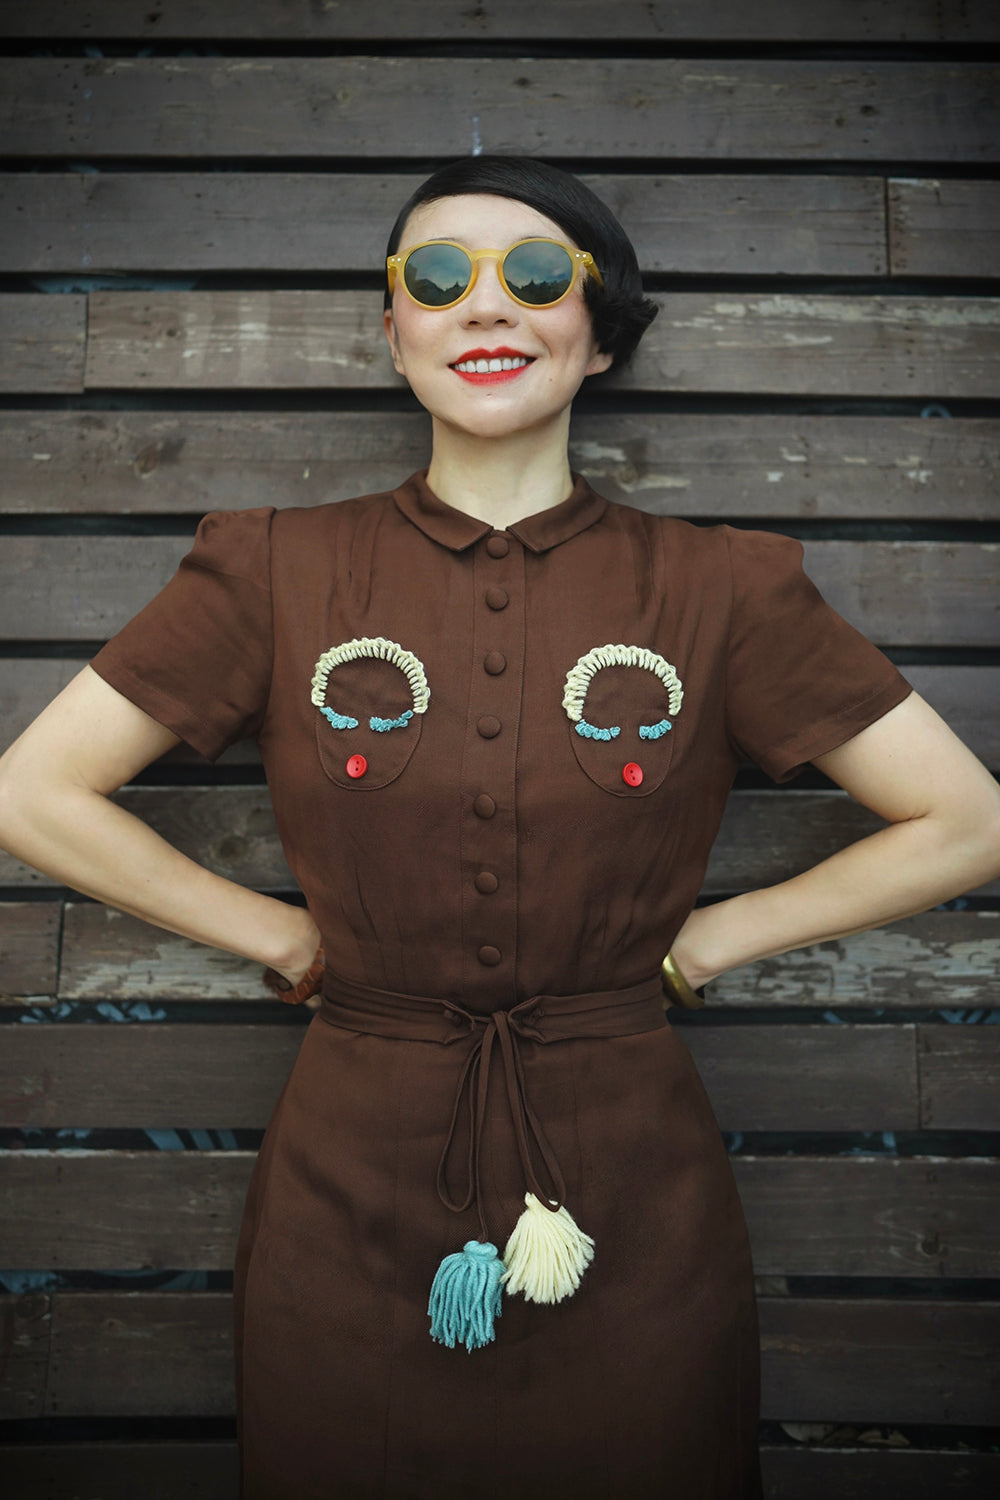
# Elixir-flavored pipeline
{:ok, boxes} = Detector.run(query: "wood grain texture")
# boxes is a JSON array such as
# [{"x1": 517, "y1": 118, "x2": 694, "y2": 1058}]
[
  {"x1": 0, "y1": 1022, "x2": 939, "y2": 1131},
  {"x1": 0, "y1": 296, "x2": 86, "y2": 395},
  {"x1": 0, "y1": 171, "x2": 886, "y2": 277},
  {"x1": 0, "y1": 1293, "x2": 50, "y2": 1421},
  {"x1": 920, "y1": 1027, "x2": 1000, "y2": 1130},
  {"x1": 0, "y1": 903, "x2": 60, "y2": 999},
  {"x1": 761, "y1": 1448, "x2": 1000, "y2": 1500},
  {"x1": 889, "y1": 178, "x2": 1000, "y2": 279},
  {"x1": 4, "y1": 1, "x2": 998, "y2": 43},
  {"x1": 81, "y1": 290, "x2": 1000, "y2": 398},
  {"x1": 3, "y1": 536, "x2": 995, "y2": 646},
  {"x1": 3, "y1": 60, "x2": 998, "y2": 163},
  {"x1": 1, "y1": 789, "x2": 997, "y2": 899},
  {"x1": 4, "y1": 412, "x2": 997, "y2": 521},
  {"x1": 3, "y1": 1152, "x2": 997, "y2": 1277}
]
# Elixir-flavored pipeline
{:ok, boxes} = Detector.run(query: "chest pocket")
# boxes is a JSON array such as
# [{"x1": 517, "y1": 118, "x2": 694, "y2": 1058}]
[
  {"x1": 562, "y1": 644, "x2": 683, "y2": 799},
  {"x1": 312, "y1": 636, "x2": 429, "y2": 791}
]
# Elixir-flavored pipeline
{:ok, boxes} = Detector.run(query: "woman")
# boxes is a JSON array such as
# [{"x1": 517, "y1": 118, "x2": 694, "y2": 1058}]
[{"x1": 1, "y1": 156, "x2": 998, "y2": 1499}]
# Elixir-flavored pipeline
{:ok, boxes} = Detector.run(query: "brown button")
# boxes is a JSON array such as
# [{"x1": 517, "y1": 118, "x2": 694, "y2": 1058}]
[
  {"x1": 486, "y1": 534, "x2": 510, "y2": 558},
  {"x1": 474, "y1": 871, "x2": 499, "y2": 894},
  {"x1": 483, "y1": 651, "x2": 507, "y2": 676},
  {"x1": 478, "y1": 945, "x2": 502, "y2": 967},
  {"x1": 473, "y1": 794, "x2": 497, "y2": 819},
  {"x1": 485, "y1": 586, "x2": 509, "y2": 611},
  {"x1": 477, "y1": 715, "x2": 501, "y2": 739}
]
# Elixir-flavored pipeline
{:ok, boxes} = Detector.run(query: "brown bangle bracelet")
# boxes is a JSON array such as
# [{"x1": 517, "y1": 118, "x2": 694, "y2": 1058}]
[
  {"x1": 263, "y1": 944, "x2": 325, "y2": 1006},
  {"x1": 660, "y1": 950, "x2": 706, "y2": 1010}
]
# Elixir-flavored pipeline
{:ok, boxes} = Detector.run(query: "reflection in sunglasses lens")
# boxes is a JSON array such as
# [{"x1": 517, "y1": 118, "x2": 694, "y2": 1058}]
[
  {"x1": 404, "y1": 244, "x2": 473, "y2": 306},
  {"x1": 504, "y1": 243, "x2": 574, "y2": 305}
]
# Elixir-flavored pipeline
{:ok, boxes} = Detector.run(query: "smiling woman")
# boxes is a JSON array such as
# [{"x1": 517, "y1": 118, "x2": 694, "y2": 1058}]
[{"x1": 1, "y1": 155, "x2": 999, "y2": 1500}]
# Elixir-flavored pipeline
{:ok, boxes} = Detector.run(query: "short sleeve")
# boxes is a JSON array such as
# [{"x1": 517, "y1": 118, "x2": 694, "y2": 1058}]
[
  {"x1": 88, "y1": 507, "x2": 275, "y2": 762},
  {"x1": 724, "y1": 526, "x2": 913, "y2": 783}
]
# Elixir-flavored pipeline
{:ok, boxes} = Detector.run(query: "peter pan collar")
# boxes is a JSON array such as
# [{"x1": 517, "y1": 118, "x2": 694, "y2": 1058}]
[{"x1": 392, "y1": 469, "x2": 608, "y2": 555}]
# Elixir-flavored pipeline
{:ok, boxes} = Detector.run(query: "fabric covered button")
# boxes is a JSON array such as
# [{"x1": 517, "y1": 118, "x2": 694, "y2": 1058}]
[
  {"x1": 473, "y1": 793, "x2": 497, "y2": 819},
  {"x1": 478, "y1": 945, "x2": 502, "y2": 967},
  {"x1": 477, "y1": 716, "x2": 501, "y2": 739},
  {"x1": 622, "y1": 762, "x2": 644, "y2": 787},
  {"x1": 346, "y1": 754, "x2": 368, "y2": 779},
  {"x1": 483, "y1": 651, "x2": 507, "y2": 676},
  {"x1": 485, "y1": 586, "x2": 509, "y2": 611},
  {"x1": 486, "y1": 534, "x2": 510, "y2": 558},
  {"x1": 474, "y1": 871, "x2": 499, "y2": 894}
]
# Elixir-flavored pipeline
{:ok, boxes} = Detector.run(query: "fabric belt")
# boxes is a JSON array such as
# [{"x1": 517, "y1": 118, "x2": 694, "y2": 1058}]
[{"x1": 317, "y1": 970, "x2": 669, "y2": 1244}]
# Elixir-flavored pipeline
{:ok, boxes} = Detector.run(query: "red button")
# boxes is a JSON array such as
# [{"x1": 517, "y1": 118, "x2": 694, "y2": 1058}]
[
  {"x1": 478, "y1": 945, "x2": 502, "y2": 967},
  {"x1": 622, "y1": 762, "x2": 643, "y2": 787},
  {"x1": 473, "y1": 794, "x2": 497, "y2": 819},
  {"x1": 474, "y1": 871, "x2": 499, "y2": 894},
  {"x1": 486, "y1": 534, "x2": 510, "y2": 558},
  {"x1": 483, "y1": 651, "x2": 507, "y2": 676},
  {"x1": 485, "y1": 586, "x2": 509, "y2": 611},
  {"x1": 346, "y1": 754, "x2": 368, "y2": 779}
]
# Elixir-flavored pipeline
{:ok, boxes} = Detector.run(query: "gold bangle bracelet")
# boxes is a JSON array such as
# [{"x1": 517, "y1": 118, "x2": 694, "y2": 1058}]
[{"x1": 660, "y1": 950, "x2": 706, "y2": 1010}]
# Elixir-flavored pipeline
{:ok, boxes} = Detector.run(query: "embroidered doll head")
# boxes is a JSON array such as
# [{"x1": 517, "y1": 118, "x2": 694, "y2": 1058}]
[
  {"x1": 563, "y1": 644, "x2": 683, "y2": 797},
  {"x1": 311, "y1": 636, "x2": 430, "y2": 790}
]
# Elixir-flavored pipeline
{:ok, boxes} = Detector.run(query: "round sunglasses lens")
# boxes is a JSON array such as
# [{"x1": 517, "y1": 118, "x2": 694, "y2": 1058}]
[
  {"x1": 403, "y1": 244, "x2": 472, "y2": 307},
  {"x1": 503, "y1": 242, "x2": 575, "y2": 305}
]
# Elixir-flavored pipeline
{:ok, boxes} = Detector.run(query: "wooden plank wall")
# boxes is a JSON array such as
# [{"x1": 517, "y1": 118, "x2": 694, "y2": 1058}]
[{"x1": 1, "y1": 3, "x2": 999, "y2": 1495}]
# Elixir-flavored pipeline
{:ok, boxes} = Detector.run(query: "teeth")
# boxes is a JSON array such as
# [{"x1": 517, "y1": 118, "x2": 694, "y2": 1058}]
[{"x1": 453, "y1": 356, "x2": 531, "y2": 374}]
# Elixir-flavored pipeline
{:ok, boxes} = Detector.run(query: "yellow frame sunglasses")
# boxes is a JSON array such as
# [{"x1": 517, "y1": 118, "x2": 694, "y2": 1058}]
[{"x1": 386, "y1": 237, "x2": 604, "y2": 311}]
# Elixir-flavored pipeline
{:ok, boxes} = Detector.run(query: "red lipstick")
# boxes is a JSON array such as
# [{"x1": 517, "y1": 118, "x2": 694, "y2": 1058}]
[{"x1": 450, "y1": 346, "x2": 535, "y2": 385}]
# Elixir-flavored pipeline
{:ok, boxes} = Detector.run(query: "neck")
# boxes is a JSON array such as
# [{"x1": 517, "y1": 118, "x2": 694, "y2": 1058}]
[{"x1": 424, "y1": 411, "x2": 574, "y2": 529}]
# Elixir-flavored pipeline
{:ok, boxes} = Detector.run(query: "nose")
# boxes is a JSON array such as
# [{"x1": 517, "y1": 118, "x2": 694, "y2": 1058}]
[{"x1": 460, "y1": 256, "x2": 519, "y2": 326}]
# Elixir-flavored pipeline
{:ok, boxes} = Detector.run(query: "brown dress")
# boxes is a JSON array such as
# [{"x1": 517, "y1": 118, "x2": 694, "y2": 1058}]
[{"x1": 90, "y1": 472, "x2": 911, "y2": 1499}]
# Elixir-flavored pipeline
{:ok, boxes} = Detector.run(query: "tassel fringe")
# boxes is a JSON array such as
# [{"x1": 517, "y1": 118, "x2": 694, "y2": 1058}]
[
  {"x1": 500, "y1": 1191, "x2": 596, "y2": 1305},
  {"x1": 428, "y1": 1240, "x2": 505, "y2": 1352}
]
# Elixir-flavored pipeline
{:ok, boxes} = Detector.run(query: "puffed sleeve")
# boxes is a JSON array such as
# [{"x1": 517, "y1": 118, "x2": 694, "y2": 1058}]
[
  {"x1": 724, "y1": 526, "x2": 913, "y2": 783},
  {"x1": 88, "y1": 507, "x2": 275, "y2": 762}
]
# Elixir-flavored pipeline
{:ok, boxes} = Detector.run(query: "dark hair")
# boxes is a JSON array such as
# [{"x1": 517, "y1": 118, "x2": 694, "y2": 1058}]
[{"x1": 383, "y1": 155, "x2": 658, "y2": 372}]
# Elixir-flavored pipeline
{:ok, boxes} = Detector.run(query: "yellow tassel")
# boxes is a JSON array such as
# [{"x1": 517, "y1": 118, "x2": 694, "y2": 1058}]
[{"x1": 501, "y1": 1191, "x2": 595, "y2": 1304}]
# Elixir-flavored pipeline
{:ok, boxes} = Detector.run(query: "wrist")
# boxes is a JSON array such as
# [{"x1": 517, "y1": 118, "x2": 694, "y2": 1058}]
[{"x1": 271, "y1": 907, "x2": 322, "y2": 986}]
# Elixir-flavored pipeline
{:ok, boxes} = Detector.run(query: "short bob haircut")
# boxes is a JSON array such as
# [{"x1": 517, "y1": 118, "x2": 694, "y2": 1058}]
[{"x1": 383, "y1": 155, "x2": 658, "y2": 372}]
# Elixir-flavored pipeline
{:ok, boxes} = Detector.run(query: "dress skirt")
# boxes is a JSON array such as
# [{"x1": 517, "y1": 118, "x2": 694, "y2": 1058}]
[{"x1": 233, "y1": 978, "x2": 764, "y2": 1499}]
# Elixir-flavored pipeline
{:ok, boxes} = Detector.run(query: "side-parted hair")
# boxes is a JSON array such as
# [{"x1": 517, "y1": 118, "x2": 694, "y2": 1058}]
[{"x1": 383, "y1": 155, "x2": 658, "y2": 372}]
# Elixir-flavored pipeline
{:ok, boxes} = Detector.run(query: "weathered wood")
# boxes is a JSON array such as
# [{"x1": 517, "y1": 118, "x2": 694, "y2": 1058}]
[
  {"x1": 762, "y1": 1448, "x2": 1000, "y2": 1500},
  {"x1": 760, "y1": 1299, "x2": 1000, "y2": 1425},
  {"x1": 0, "y1": 295, "x2": 86, "y2": 395},
  {"x1": 3, "y1": 60, "x2": 998, "y2": 163},
  {"x1": 0, "y1": 1293, "x2": 50, "y2": 1421},
  {"x1": 3, "y1": 1152, "x2": 997, "y2": 1277},
  {"x1": 920, "y1": 1027, "x2": 1000, "y2": 1131},
  {"x1": 0, "y1": 1022, "x2": 931, "y2": 1131},
  {"x1": 4, "y1": 1, "x2": 998, "y2": 44},
  {"x1": 4, "y1": 412, "x2": 998, "y2": 521},
  {"x1": 81, "y1": 290, "x2": 1000, "y2": 398},
  {"x1": 3, "y1": 536, "x2": 995, "y2": 647},
  {"x1": 1, "y1": 788, "x2": 998, "y2": 900},
  {"x1": 708, "y1": 911, "x2": 1000, "y2": 1008},
  {"x1": 2, "y1": 1291, "x2": 996, "y2": 1423},
  {"x1": 0, "y1": 172, "x2": 886, "y2": 277},
  {"x1": 0, "y1": 902, "x2": 60, "y2": 998},
  {"x1": 889, "y1": 179, "x2": 1000, "y2": 280}
]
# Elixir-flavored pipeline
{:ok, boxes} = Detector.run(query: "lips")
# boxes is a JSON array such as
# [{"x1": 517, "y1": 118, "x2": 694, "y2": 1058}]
[{"x1": 449, "y1": 347, "x2": 536, "y2": 384}]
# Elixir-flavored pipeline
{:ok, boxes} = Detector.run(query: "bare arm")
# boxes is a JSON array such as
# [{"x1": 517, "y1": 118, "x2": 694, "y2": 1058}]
[
  {"x1": 0, "y1": 665, "x2": 320, "y2": 983},
  {"x1": 670, "y1": 692, "x2": 1000, "y2": 990}
]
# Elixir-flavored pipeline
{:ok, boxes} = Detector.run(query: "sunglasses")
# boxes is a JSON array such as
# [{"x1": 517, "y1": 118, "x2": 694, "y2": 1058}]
[{"x1": 386, "y1": 237, "x2": 603, "y2": 311}]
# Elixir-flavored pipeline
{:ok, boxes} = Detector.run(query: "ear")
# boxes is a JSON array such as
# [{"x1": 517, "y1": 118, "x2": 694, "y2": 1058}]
[
  {"x1": 383, "y1": 308, "x2": 406, "y2": 376},
  {"x1": 585, "y1": 346, "x2": 614, "y2": 377}
]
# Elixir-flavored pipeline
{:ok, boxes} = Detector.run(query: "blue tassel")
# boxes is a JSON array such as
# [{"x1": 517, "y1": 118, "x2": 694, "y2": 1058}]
[{"x1": 428, "y1": 1240, "x2": 505, "y2": 1352}]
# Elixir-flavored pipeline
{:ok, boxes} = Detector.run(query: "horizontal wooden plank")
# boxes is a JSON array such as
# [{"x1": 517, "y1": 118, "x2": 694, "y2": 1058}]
[
  {"x1": 1, "y1": 788, "x2": 997, "y2": 900},
  {"x1": 3, "y1": 1291, "x2": 996, "y2": 1423},
  {"x1": 3, "y1": 60, "x2": 998, "y2": 163},
  {"x1": 889, "y1": 178, "x2": 1000, "y2": 279},
  {"x1": 2, "y1": 537, "x2": 994, "y2": 647},
  {"x1": 2, "y1": 1441, "x2": 997, "y2": 1500},
  {"x1": 0, "y1": 171, "x2": 887, "y2": 277},
  {"x1": 0, "y1": 1020, "x2": 930, "y2": 1131},
  {"x1": 0, "y1": 295, "x2": 86, "y2": 395},
  {"x1": 0, "y1": 902, "x2": 60, "y2": 999},
  {"x1": 80, "y1": 290, "x2": 1000, "y2": 398},
  {"x1": 3, "y1": 1151, "x2": 997, "y2": 1276},
  {"x1": 4, "y1": 1, "x2": 998, "y2": 44},
  {"x1": 0, "y1": 1292, "x2": 49, "y2": 1421},
  {"x1": 920, "y1": 1027, "x2": 1000, "y2": 1130},
  {"x1": 4, "y1": 412, "x2": 998, "y2": 521}
]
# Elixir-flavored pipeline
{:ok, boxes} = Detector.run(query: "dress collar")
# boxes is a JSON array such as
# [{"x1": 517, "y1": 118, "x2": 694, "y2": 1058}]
[{"x1": 391, "y1": 469, "x2": 608, "y2": 555}]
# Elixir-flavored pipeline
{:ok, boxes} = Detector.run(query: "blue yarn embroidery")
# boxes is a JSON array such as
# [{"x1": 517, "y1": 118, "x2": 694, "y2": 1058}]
[
  {"x1": 369, "y1": 709, "x2": 414, "y2": 733},
  {"x1": 575, "y1": 720, "x2": 621, "y2": 741},
  {"x1": 639, "y1": 719, "x2": 673, "y2": 740},
  {"x1": 320, "y1": 706, "x2": 359, "y2": 730}
]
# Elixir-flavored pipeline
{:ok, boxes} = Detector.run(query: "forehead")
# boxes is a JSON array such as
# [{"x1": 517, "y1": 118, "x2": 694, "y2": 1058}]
[{"x1": 397, "y1": 192, "x2": 573, "y2": 252}]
